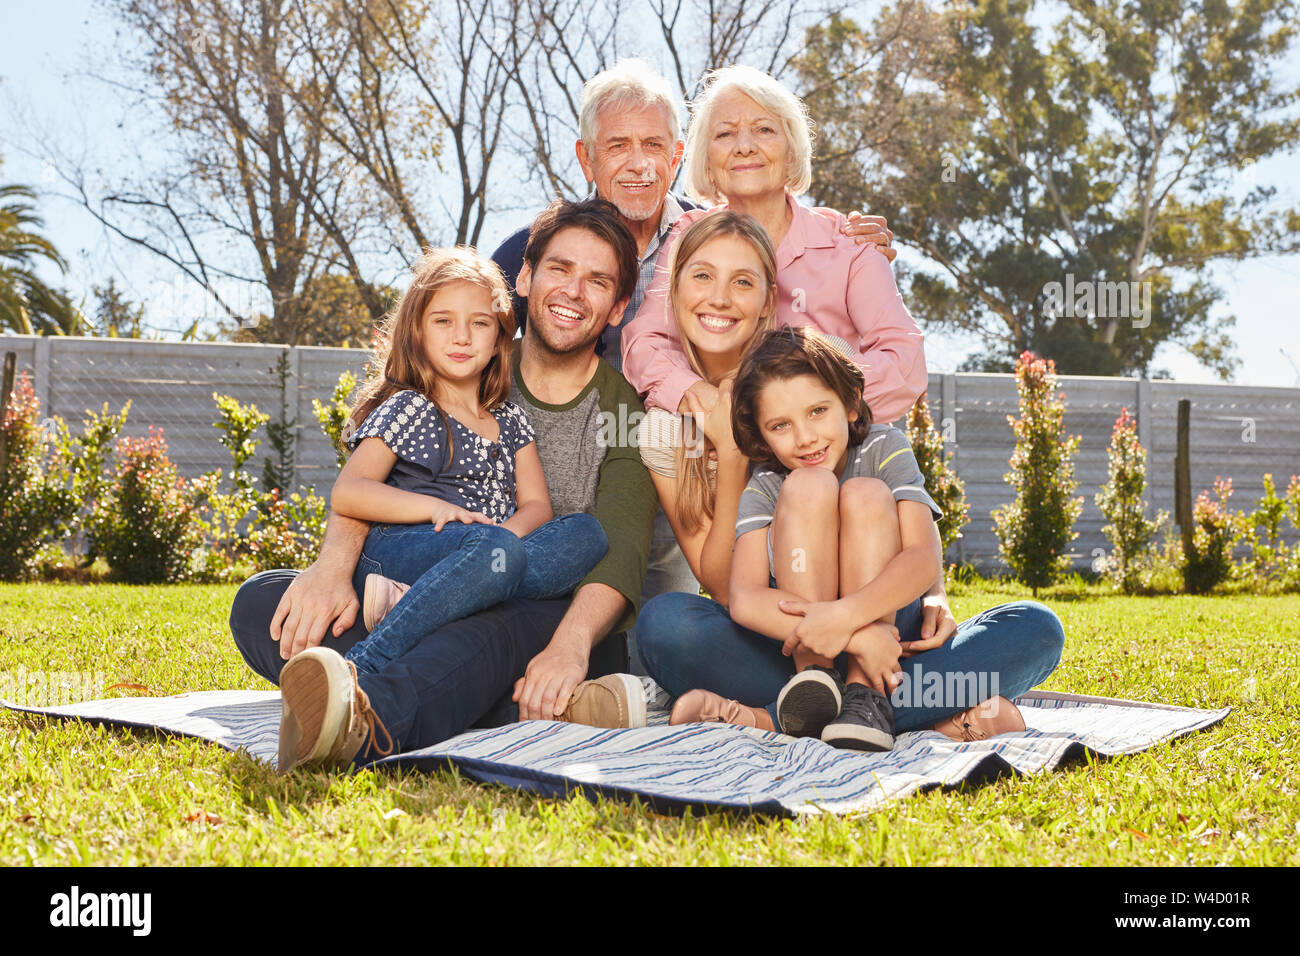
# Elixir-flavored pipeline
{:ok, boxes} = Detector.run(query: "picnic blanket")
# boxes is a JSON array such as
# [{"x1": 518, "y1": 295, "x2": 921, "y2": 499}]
[{"x1": 3, "y1": 687, "x2": 1229, "y2": 815}]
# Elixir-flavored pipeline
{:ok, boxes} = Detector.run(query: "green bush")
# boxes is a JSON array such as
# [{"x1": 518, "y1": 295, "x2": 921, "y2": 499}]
[
  {"x1": 1095, "y1": 407, "x2": 1166, "y2": 593},
  {"x1": 88, "y1": 428, "x2": 202, "y2": 583},
  {"x1": 1182, "y1": 477, "x2": 1244, "y2": 594},
  {"x1": 992, "y1": 352, "x2": 1083, "y2": 595},
  {"x1": 0, "y1": 372, "x2": 77, "y2": 579},
  {"x1": 312, "y1": 369, "x2": 357, "y2": 470},
  {"x1": 907, "y1": 396, "x2": 969, "y2": 559}
]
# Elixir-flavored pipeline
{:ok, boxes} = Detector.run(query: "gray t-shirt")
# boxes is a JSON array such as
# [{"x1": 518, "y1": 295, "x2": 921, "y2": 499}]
[
  {"x1": 348, "y1": 389, "x2": 536, "y2": 523},
  {"x1": 734, "y1": 424, "x2": 942, "y2": 545}
]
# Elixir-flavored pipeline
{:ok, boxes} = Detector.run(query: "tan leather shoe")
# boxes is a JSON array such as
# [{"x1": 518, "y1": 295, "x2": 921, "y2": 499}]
[
  {"x1": 559, "y1": 674, "x2": 647, "y2": 728},
  {"x1": 363, "y1": 573, "x2": 410, "y2": 632},
  {"x1": 278, "y1": 647, "x2": 394, "y2": 773},
  {"x1": 932, "y1": 696, "x2": 1025, "y2": 742},
  {"x1": 670, "y1": 689, "x2": 775, "y2": 732}
]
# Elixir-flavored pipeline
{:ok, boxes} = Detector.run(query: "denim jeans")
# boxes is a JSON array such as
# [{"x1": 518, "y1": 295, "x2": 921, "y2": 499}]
[
  {"x1": 345, "y1": 513, "x2": 607, "y2": 674},
  {"x1": 627, "y1": 507, "x2": 700, "y2": 676},
  {"x1": 228, "y1": 570, "x2": 629, "y2": 759},
  {"x1": 636, "y1": 593, "x2": 1065, "y2": 732}
]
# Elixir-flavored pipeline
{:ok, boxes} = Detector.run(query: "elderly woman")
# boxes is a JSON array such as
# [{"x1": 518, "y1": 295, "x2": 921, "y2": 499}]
[{"x1": 620, "y1": 64, "x2": 927, "y2": 424}]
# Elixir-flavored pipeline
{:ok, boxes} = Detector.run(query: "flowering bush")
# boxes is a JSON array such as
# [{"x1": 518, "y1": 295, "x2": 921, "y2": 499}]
[
  {"x1": 906, "y1": 396, "x2": 969, "y2": 558},
  {"x1": 1182, "y1": 477, "x2": 1245, "y2": 594},
  {"x1": 0, "y1": 373, "x2": 77, "y2": 579},
  {"x1": 1095, "y1": 407, "x2": 1166, "y2": 593},
  {"x1": 87, "y1": 428, "x2": 202, "y2": 583},
  {"x1": 992, "y1": 352, "x2": 1083, "y2": 595},
  {"x1": 245, "y1": 488, "x2": 328, "y2": 572}
]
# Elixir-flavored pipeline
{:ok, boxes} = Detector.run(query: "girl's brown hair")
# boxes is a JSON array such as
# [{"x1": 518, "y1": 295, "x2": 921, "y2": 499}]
[
  {"x1": 731, "y1": 326, "x2": 873, "y2": 472},
  {"x1": 347, "y1": 247, "x2": 516, "y2": 462},
  {"x1": 667, "y1": 211, "x2": 778, "y2": 533}
]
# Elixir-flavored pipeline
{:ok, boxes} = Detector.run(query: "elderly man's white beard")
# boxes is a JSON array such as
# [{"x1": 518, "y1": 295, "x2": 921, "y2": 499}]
[{"x1": 612, "y1": 199, "x2": 660, "y2": 222}]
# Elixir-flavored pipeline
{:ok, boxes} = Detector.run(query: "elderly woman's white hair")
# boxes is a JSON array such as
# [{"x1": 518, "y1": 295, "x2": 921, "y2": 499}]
[
  {"x1": 683, "y1": 65, "x2": 815, "y2": 205},
  {"x1": 579, "y1": 59, "x2": 683, "y2": 152}
]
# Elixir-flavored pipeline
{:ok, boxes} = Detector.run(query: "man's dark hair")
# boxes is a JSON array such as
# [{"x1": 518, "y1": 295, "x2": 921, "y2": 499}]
[{"x1": 522, "y1": 197, "x2": 638, "y2": 306}]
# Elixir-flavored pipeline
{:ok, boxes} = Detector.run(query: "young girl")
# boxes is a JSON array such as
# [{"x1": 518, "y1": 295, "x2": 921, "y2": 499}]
[
  {"x1": 635, "y1": 210, "x2": 779, "y2": 604},
  {"x1": 724, "y1": 327, "x2": 957, "y2": 750},
  {"x1": 329, "y1": 247, "x2": 608, "y2": 676}
]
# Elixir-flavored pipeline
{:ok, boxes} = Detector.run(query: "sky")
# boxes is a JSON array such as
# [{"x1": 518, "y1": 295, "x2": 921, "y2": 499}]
[{"x1": 3, "y1": 0, "x2": 1299, "y2": 386}]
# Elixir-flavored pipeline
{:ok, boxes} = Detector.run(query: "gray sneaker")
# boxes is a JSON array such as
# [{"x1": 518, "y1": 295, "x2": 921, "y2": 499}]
[
  {"x1": 821, "y1": 682, "x2": 895, "y2": 751},
  {"x1": 776, "y1": 666, "x2": 845, "y2": 737}
]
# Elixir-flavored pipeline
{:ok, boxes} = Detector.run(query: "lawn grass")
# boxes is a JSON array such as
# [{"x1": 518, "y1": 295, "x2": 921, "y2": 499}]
[{"x1": 1, "y1": 580, "x2": 1297, "y2": 865}]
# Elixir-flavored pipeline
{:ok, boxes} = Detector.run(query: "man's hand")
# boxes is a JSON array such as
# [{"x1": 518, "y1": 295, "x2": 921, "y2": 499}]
[
  {"x1": 842, "y1": 211, "x2": 896, "y2": 263},
  {"x1": 512, "y1": 639, "x2": 590, "y2": 721},
  {"x1": 845, "y1": 621, "x2": 904, "y2": 694},
  {"x1": 270, "y1": 559, "x2": 360, "y2": 661},
  {"x1": 778, "y1": 598, "x2": 855, "y2": 660},
  {"x1": 900, "y1": 592, "x2": 959, "y2": 658}
]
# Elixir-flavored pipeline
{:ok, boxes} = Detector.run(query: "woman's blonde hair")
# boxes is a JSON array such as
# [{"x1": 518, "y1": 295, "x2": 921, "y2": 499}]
[
  {"x1": 667, "y1": 211, "x2": 778, "y2": 533},
  {"x1": 347, "y1": 247, "x2": 516, "y2": 463},
  {"x1": 683, "y1": 64, "x2": 815, "y2": 206}
]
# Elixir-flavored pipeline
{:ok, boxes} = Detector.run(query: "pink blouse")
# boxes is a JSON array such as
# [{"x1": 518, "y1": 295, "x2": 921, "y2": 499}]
[{"x1": 619, "y1": 194, "x2": 927, "y2": 423}]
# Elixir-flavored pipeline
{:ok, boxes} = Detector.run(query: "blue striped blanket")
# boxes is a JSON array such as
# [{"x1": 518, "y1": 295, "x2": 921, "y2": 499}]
[{"x1": 4, "y1": 688, "x2": 1228, "y2": 815}]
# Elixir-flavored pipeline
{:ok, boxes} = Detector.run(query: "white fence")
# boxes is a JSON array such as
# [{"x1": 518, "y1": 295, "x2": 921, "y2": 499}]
[{"x1": 4, "y1": 335, "x2": 1299, "y2": 568}]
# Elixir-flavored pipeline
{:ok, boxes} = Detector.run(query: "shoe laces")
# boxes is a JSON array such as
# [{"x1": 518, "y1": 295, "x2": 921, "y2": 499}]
[
  {"x1": 346, "y1": 660, "x2": 395, "y2": 759},
  {"x1": 840, "y1": 685, "x2": 887, "y2": 725}
]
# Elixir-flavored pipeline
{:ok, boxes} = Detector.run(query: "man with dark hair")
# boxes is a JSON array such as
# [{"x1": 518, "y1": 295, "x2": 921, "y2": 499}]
[{"x1": 229, "y1": 198, "x2": 657, "y2": 772}]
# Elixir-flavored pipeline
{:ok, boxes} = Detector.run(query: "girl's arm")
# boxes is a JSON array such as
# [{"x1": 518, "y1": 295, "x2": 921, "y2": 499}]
[
  {"x1": 500, "y1": 441, "x2": 553, "y2": 538},
  {"x1": 330, "y1": 437, "x2": 493, "y2": 528}
]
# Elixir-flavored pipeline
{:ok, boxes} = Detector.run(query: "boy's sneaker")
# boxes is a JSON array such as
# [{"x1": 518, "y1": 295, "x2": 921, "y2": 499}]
[
  {"x1": 278, "y1": 646, "x2": 394, "y2": 773},
  {"x1": 559, "y1": 674, "x2": 647, "y2": 729},
  {"x1": 776, "y1": 666, "x2": 845, "y2": 737},
  {"x1": 821, "y1": 682, "x2": 895, "y2": 751},
  {"x1": 363, "y1": 573, "x2": 410, "y2": 632}
]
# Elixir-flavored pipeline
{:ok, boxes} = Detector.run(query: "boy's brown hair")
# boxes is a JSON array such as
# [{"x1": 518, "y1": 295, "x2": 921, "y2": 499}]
[{"x1": 731, "y1": 327, "x2": 873, "y2": 471}]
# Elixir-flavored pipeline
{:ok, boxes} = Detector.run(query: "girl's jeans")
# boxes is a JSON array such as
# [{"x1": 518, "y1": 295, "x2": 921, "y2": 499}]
[
  {"x1": 344, "y1": 512, "x2": 608, "y2": 674},
  {"x1": 636, "y1": 593, "x2": 1065, "y2": 731}
]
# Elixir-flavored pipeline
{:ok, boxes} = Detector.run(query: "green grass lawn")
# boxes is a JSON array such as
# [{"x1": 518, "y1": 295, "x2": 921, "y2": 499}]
[{"x1": 1, "y1": 580, "x2": 1296, "y2": 865}]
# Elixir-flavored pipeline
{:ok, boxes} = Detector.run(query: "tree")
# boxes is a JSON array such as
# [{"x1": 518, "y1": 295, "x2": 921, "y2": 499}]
[
  {"x1": 992, "y1": 351, "x2": 1082, "y2": 593},
  {"x1": 800, "y1": 0, "x2": 1300, "y2": 377},
  {"x1": 90, "y1": 279, "x2": 147, "y2": 338},
  {"x1": 0, "y1": 181, "x2": 82, "y2": 335},
  {"x1": 225, "y1": 273, "x2": 394, "y2": 346}
]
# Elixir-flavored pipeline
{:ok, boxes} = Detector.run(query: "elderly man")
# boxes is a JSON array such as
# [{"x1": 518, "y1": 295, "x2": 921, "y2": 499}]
[{"x1": 491, "y1": 61, "x2": 895, "y2": 671}]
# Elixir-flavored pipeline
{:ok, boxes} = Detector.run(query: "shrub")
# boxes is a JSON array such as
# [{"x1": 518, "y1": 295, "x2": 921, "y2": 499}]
[
  {"x1": 261, "y1": 350, "x2": 296, "y2": 496},
  {"x1": 47, "y1": 400, "x2": 131, "y2": 563},
  {"x1": 88, "y1": 428, "x2": 202, "y2": 583},
  {"x1": 906, "y1": 396, "x2": 969, "y2": 557},
  {"x1": 0, "y1": 373, "x2": 77, "y2": 579},
  {"x1": 312, "y1": 369, "x2": 357, "y2": 470},
  {"x1": 1182, "y1": 477, "x2": 1244, "y2": 594},
  {"x1": 212, "y1": 392, "x2": 268, "y2": 493},
  {"x1": 245, "y1": 488, "x2": 328, "y2": 572},
  {"x1": 1242, "y1": 472, "x2": 1288, "y2": 578},
  {"x1": 991, "y1": 352, "x2": 1083, "y2": 595},
  {"x1": 1095, "y1": 407, "x2": 1166, "y2": 593}
]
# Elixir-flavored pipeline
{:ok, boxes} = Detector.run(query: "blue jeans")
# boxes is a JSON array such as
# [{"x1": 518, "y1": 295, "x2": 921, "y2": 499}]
[
  {"x1": 345, "y1": 513, "x2": 608, "y2": 674},
  {"x1": 228, "y1": 572, "x2": 630, "y2": 759},
  {"x1": 636, "y1": 594, "x2": 1065, "y2": 732}
]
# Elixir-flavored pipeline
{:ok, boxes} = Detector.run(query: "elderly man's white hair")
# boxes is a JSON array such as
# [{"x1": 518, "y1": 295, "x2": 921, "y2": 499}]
[
  {"x1": 684, "y1": 64, "x2": 815, "y2": 205},
  {"x1": 579, "y1": 59, "x2": 683, "y2": 152}
]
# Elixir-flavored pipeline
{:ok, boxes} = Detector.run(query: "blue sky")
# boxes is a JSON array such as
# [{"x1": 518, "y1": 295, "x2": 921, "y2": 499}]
[{"x1": 3, "y1": 0, "x2": 1299, "y2": 385}]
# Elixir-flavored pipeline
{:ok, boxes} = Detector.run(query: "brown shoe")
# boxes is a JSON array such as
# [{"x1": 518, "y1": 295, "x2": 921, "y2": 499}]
[
  {"x1": 670, "y1": 689, "x2": 775, "y2": 732},
  {"x1": 278, "y1": 647, "x2": 394, "y2": 773},
  {"x1": 363, "y1": 573, "x2": 410, "y2": 632},
  {"x1": 932, "y1": 696, "x2": 1025, "y2": 742},
  {"x1": 559, "y1": 674, "x2": 647, "y2": 728}
]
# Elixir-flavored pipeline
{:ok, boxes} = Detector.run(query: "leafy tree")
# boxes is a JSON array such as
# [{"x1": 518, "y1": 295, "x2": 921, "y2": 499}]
[
  {"x1": 992, "y1": 351, "x2": 1083, "y2": 593},
  {"x1": 90, "y1": 278, "x2": 147, "y2": 338},
  {"x1": 800, "y1": 0, "x2": 1300, "y2": 377},
  {"x1": 226, "y1": 274, "x2": 393, "y2": 347},
  {"x1": 0, "y1": 181, "x2": 82, "y2": 334}
]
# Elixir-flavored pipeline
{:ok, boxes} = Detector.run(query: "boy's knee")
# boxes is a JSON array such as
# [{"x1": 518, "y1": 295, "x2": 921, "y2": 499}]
[
  {"x1": 839, "y1": 477, "x2": 894, "y2": 517},
  {"x1": 777, "y1": 467, "x2": 839, "y2": 512}
]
